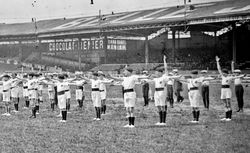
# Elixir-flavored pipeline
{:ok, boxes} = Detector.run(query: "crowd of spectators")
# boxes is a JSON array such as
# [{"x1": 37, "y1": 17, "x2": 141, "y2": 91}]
[{"x1": 162, "y1": 47, "x2": 231, "y2": 70}]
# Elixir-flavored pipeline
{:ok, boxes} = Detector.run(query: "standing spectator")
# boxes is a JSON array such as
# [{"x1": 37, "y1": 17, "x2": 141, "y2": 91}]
[
  {"x1": 173, "y1": 69, "x2": 184, "y2": 103},
  {"x1": 233, "y1": 69, "x2": 245, "y2": 112},
  {"x1": 200, "y1": 70, "x2": 210, "y2": 110},
  {"x1": 142, "y1": 71, "x2": 149, "y2": 106}
]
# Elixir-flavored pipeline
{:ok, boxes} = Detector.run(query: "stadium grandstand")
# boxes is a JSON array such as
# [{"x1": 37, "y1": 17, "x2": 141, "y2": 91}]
[{"x1": 0, "y1": 0, "x2": 250, "y2": 72}]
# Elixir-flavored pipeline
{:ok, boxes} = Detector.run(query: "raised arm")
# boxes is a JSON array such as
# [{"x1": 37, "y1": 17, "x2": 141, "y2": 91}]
[
  {"x1": 232, "y1": 74, "x2": 245, "y2": 79},
  {"x1": 163, "y1": 55, "x2": 168, "y2": 75},
  {"x1": 106, "y1": 74, "x2": 124, "y2": 81},
  {"x1": 100, "y1": 78, "x2": 114, "y2": 84},
  {"x1": 178, "y1": 76, "x2": 189, "y2": 84},
  {"x1": 78, "y1": 76, "x2": 92, "y2": 84},
  {"x1": 169, "y1": 75, "x2": 182, "y2": 79},
  {"x1": 231, "y1": 61, "x2": 235, "y2": 73},
  {"x1": 216, "y1": 56, "x2": 223, "y2": 76}
]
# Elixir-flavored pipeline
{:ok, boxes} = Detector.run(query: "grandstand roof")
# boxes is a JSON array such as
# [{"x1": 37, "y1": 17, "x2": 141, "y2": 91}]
[{"x1": 0, "y1": 0, "x2": 250, "y2": 38}]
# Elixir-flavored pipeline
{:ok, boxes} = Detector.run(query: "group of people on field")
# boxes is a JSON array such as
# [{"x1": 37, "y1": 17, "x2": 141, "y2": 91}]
[{"x1": 0, "y1": 56, "x2": 248, "y2": 128}]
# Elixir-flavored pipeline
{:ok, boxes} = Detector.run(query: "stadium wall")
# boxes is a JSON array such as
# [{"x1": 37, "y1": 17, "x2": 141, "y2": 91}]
[{"x1": 0, "y1": 30, "x2": 233, "y2": 67}]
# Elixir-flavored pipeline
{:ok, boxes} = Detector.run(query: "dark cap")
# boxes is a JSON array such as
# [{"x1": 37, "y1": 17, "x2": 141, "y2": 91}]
[
  {"x1": 63, "y1": 73, "x2": 68, "y2": 78},
  {"x1": 33, "y1": 73, "x2": 40, "y2": 77},
  {"x1": 3, "y1": 74, "x2": 10, "y2": 78},
  {"x1": 191, "y1": 70, "x2": 198, "y2": 75},
  {"x1": 98, "y1": 71, "x2": 105, "y2": 76},
  {"x1": 222, "y1": 68, "x2": 229, "y2": 74},
  {"x1": 58, "y1": 74, "x2": 65, "y2": 80},
  {"x1": 28, "y1": 73, "x2": 34, "y2": 77},
  {"x1": 156, "y1": 67, "x2": 164, "y2": 73},
  {"x1": 92, "y1": 72, "x2": 99, "y2": 76},
  {"x1": 125, "y1": 68, "x2": 133, "y2": 73}
]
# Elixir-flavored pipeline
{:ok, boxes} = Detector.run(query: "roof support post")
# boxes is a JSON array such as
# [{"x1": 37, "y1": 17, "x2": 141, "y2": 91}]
[
  {"x1": 103, "y1": 35, "x2": 108, "y2": 64},
  {"x1": 232, "y1": 23, "x2": 237, "y2": 63},
  {"x1": 172, "y1": 29, "x2": 176, "y2": 63},
  {"x1": 78, "y1": 41, "x2": 81, "y2": 71},
  {"x1": 177, "y1": 30, "x2": 180, "y2": 50},
  {"x1": 145, "y1": 35, "x2": 149, "y2": 69},
  {"x1": 18, "y1": 41, "x2": 22, "y2": 61}
]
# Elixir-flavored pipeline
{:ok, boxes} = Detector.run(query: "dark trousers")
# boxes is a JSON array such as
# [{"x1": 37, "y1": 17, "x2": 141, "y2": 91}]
[
  {"x1": 167, "y1": 85, "x2": 174, "y2": 107},
  {"x1": 201, "y1": 86, "x2": 209, "y2": 109},
  {"x1": 143, "y1": 95, "x2": 149, "y2": 106},
  {"x1": 235, "y1": 85, "x2": 244, "y2": 110},
  {"x1": 175, "y1": 90, "x2": 183, "y2": 102}
]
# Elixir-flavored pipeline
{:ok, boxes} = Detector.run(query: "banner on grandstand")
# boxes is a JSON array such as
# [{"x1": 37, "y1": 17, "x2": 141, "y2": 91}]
[
  {"x1": 44, "y1": 38, "x2": 104, "y2": 52},
  {"x1": 41, "y1": 37, "x2": 127, "y2": 52},
  {"x1": 107, "y1": 39, "x2": 126, "y2": 51}
]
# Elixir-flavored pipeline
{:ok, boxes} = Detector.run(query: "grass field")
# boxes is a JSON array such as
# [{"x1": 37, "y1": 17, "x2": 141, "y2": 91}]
[{"x1": 0, "y1": 84, "x2": 250, "y2": 153}]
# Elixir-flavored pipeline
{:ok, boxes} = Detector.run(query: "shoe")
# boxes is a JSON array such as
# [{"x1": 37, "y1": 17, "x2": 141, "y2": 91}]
[
  {"x1": 2, "y1": 113, "x2": 8, "y2": 116},
  {"x1": 93, "y1": 118, "x2": 97, "y2": 120},
  {"x1": 6, "y1": 113, "x2": 11, "y2": 116},
  {"x1": 220, "y1": 118, "x2": 227, "y2": 121},
  {"x1": 57, "y1": 114, "x2": 62, "y2": 117},
  {"x1": 123, "y1": 124, "x2": 130, "y2": 127},
  {"x1": 36, "y1": 112, "x2": 40, "y2": 114},
  {"x1": 13, "y1": 110, "x2": 18, "y2": 113},
  {"x1": 237, "y1": 109, "x2": 243, "y2": 113},
  {"x1": 190, "y1": 120, "x2": 198, "y2": 123},
  {"x1": 129, "y1": 125, "x2": 135, "y2": 128},
  {"x1": 23, "y1": 107, "x2": 28, "y2": 109},
  {"x1": 225, "y1": 118, "x2": 232, "y2": 121},
  {"x1": 59, "y1": 120, "x2": 66, "y2": 123},
  {"x1": 126, "y1": 115, "x2": 130, "y2": 118},
  {"x1": 160, "y1": 123, "x2": 167, "y2": 126},
  {"x1": 67, "y1": 111, "x2": 71, "y2": 114},
  {"x1": 96, "y1": 118, "x2": 101, "y2": 121},
  {"x1": 155, "y1": 122, "x2": 161, "y2": 125}
]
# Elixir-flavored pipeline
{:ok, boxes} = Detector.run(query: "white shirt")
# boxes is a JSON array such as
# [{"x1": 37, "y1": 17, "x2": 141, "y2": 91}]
[
  {"x1": 63, "y1": 80, "x2": 70, "y2": 91},
  {"x1": 122, "y1": 75, "x2": 138, "y2": 90},
  {"x1": 200, "y1": 77, "x2": 209, "y2": 86},
  {"x1": 91, "y1": 79, "x2": 101, "y2": 89},
  {"x1": 2, "y1": 80, "x2": 12, "y2": 91},
  {"x1": 234, "y1": 78, "x2": 242, "y2": 85},
  {"x1": 153, "y1": 76, "x2": 169, "y2": 88},
  {"x1": 23, "y1": 81, "x2": 28, "y2": 88},
  {"x1": 10, "y1": 78, "x2": 19, "y2": 89},
  {"x1": 74, "y1": 80, "x2": 85, "y2": 86},
  {"x1": 99, "y1": 82, "x2": 106, "y2": 91},
  {"x1": 167, "y1": 78, "x2": 174, "y2": 85},
  {"x1": 188, "y1": 77, "x2": 204, "y2": 89},
  {"x1": 27, "y1": 79, "x2": 34, "y2": 90},
  {"x1": 27, "y1": 79, "x2": 39, "y2": 90},
  {"x1": 38, "y1": 84, "x2": 43, "y2": 91},
  {"x1": 48, "y1": 84, "x2": 54, "y2": 91},
  {"x1": 221, "y1": 76, "x2": 233, "y2": 85},
  {"x1": 56, "y1": 82, "x2": 69, "y2": 92}
]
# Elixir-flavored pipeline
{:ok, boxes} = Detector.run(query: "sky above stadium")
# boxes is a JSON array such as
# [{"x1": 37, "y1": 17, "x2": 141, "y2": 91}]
[{"x1": 0, "y1": 0, "x2": 226, "y2": 23}]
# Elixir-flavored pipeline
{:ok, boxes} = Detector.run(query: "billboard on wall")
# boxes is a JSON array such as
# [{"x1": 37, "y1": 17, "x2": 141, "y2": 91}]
[
  {"x1": 40, "y1": 37, "x2": 127, "y2": 53},
  {"x1": 42, "y1": 37, "x2": 104, "y2": 52}
]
